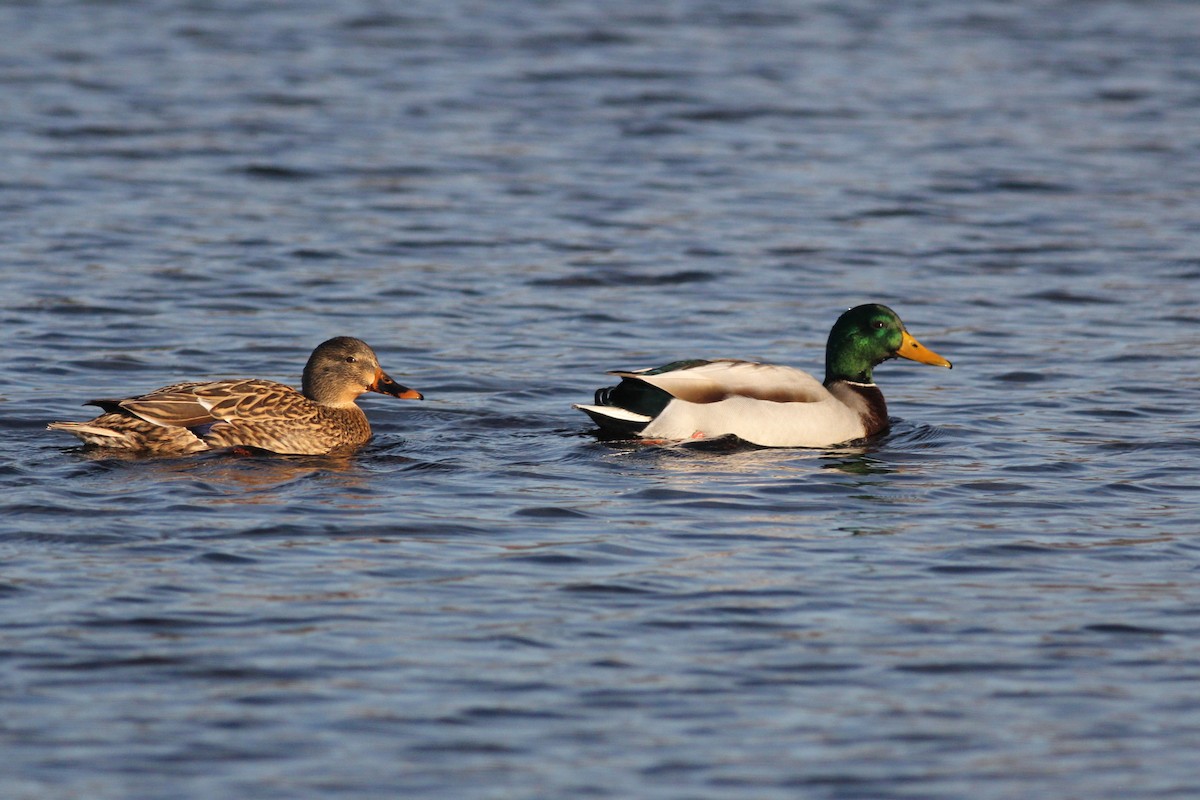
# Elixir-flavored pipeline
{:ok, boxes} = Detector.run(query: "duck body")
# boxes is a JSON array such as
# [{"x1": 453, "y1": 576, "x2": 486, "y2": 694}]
[
  {"x1": 49, "y1": 337, "x2": 422, "y2": 456},
  {"x1": 575, "y1": 304, "x2": 950, "y2": 448}
]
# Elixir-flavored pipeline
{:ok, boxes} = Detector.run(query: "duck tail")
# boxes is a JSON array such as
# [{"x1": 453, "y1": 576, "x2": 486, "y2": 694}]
[{"x1": 572, "y1": 403, "x2": 652, "y2": 438}]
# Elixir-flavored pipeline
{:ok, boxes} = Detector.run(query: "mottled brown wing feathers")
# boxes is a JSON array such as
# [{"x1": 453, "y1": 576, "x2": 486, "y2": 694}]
[
  {"x1": 120, "y1": 397, "x2": 217, "y2": 428},
  {"x1": 207, "y1": 381, "x2": 315, "y2": 422},
  {"x1": 117, "y1": 379, "x2": 304, "y2": 429}
]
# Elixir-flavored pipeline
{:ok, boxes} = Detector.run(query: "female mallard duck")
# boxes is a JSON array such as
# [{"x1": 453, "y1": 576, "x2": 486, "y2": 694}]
[
  {"x1": 48, "y1": 336, "x2": 423, "y2": 455},
  {"x1": 574, "y1": 304, "x2": 951, "y2": 448}
]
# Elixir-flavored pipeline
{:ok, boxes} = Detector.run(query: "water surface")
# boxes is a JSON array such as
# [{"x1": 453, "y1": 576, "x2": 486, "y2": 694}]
[{"x1": 4, "y1": 1, "x2": 1200, "y2": 798}]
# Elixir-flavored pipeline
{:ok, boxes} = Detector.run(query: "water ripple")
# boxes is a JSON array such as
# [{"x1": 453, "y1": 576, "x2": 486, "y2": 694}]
[{"x1": 5, "y1": 1, "x2": 1200, "y2": 799}]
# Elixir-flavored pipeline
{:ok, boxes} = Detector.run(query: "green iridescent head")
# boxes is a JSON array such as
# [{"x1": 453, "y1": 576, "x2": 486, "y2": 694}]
[{"x1": 824, "y1": 304, "x2": 951, "y2": 384}]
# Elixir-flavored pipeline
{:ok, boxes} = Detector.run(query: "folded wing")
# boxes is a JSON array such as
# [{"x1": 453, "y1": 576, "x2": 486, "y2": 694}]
[{"x1": 615, "y1": 359, "x2": 829, "y2": 404}]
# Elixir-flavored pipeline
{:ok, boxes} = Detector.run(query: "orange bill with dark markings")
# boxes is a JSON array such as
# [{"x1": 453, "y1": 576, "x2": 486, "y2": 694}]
[{"x1": 371, "y1": 369, "x2": 424, "y2": 400}]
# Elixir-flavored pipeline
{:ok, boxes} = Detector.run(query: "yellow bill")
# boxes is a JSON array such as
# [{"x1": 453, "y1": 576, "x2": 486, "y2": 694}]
[{"x1": 898, "y1": 330, "x2": 952, "y2": 368}]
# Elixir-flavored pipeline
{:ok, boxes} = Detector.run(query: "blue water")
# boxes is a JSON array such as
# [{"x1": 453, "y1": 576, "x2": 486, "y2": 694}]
[{"x1": 5, "y1": 1, "x2": 1200, "y2": 798}]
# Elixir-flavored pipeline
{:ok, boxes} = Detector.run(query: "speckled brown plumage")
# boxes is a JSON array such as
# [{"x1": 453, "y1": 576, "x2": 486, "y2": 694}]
[{"x1": 48, "y1": 337, "x2": 422, "y2": 456}]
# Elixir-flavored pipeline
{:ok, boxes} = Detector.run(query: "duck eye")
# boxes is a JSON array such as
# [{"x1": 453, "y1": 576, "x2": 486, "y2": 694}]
[
  {"x1": 345, "y1": 356, "x2": 357, "y2": 363},
  {"x1": 873, "y1": 320, "x2": 886, "y2": 330}
]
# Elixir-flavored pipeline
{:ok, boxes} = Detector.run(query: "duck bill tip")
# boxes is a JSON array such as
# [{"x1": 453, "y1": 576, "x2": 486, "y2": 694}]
[{"x1": 372, "y1": 371, "x2": 424, "y2": 400}]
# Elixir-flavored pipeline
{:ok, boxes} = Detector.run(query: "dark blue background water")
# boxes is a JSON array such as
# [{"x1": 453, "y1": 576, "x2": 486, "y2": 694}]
[{"x1": 5, "y1": 1, "x2": 1200, "y2": 797}]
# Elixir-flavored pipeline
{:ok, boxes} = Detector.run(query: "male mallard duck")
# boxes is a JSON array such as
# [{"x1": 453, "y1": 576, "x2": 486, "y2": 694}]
[
  {"x1": 48, "y1": 336, "x2": 423, "y2": 455},
  {"x1": 574, "y1": 304, "x2": 951, "y2": 448}
]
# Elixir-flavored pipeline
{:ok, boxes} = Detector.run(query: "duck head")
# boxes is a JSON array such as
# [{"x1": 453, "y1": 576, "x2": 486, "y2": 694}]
[
  {"x1": 302, "y1": 336, "x2": 423, "y2": 406},
  {"x1": 824, "y1": 304, "x2": 951, "y2": 385}
]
